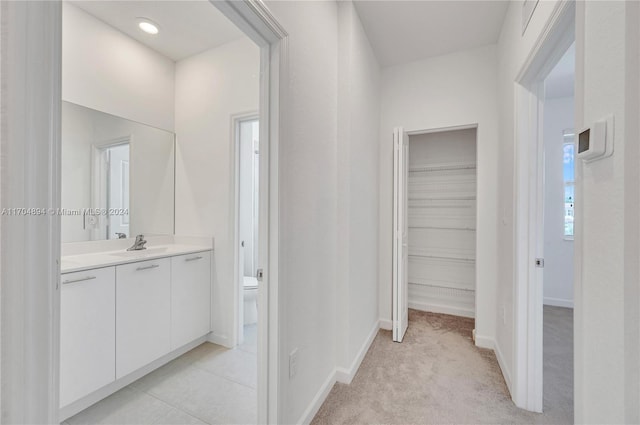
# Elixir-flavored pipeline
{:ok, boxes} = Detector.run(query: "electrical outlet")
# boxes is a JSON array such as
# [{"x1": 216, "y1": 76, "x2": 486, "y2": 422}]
[{"x1": 289, "y1": 348, "x2": 299, "y2": 379}]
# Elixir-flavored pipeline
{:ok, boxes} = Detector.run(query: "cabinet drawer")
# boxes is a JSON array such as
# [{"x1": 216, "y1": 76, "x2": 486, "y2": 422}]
[
  {"x1": 60, "y1": 267, "x2": 116, "y2": 407},
  {"x1": 171, "y1": 251, "x2": 211, "y2": 349},
  {"x1": 116, "y1": 258, "x2": 171, "y2": 379}
]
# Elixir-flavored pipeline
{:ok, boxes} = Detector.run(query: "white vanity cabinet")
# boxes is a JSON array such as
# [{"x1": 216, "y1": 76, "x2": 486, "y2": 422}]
[
  {"x1": 59, "y1": 246, "x2": 213, "y2": 417},
  {"x1": 116, "y1": 258, "x2": 171, "y2": 379},
  {"x1": 60, "y1": 267, "x2": 116, "y2": 407},
  {"x1": 171, "y1": 252, "x2": 212, "y2": 349}
]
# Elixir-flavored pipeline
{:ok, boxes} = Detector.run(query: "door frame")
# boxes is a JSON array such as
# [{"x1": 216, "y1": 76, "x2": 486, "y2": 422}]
[
  {"x1": 91, "y1": 136, "x2": 131, "y2": 240},
  {"x1": 396, "y1": 123, "x2": 479, "y2": 323},
  {"x1": 231, "y1": 111, "x2": 259, "y2": 347},
  {"x1": 512, "y1": 0, "x2": 575, "y2": 412},
  {"x1": 0, "y1": 1, "x2": 288, "y2": 423}
]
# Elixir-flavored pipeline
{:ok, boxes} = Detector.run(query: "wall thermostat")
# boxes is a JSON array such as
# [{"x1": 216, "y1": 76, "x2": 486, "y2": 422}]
[{"x1": 577, "y1": 114, "x2": 614, "y2": 162}]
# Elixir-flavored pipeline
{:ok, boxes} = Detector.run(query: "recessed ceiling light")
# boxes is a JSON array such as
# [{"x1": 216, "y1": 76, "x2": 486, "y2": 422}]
[{"x1": 137, "y1": 19, "x2": 159, "y2": 35}]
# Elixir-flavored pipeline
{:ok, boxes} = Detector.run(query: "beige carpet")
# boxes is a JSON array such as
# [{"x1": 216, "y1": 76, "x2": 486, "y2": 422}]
[
  {"x1": 312, "y1": 309, "x2": 573, "y2": 424},
  {"x1": 543, "y1": 306, "x2": 573, "y2": 423}
]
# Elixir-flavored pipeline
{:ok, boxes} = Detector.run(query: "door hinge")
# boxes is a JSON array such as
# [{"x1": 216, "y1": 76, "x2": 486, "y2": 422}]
[
  {"x1": 535, "y1": 258, "x2": 544, "y2": 268},
  {"x1": 256, "y1": 268, "x2": 264, "y2": 281}
]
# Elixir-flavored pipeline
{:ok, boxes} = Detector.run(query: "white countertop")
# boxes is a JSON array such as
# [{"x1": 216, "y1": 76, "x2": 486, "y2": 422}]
[{"x1": 61, "y1": 244, "x2": 212, "y2": 274}]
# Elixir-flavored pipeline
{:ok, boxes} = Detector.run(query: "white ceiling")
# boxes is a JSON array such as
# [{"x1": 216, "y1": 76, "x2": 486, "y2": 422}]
[
  {"x1": 70, "y1": 1, "x2": 245, "y2": 61},
  {"x1": 545, "y1": 43, "x2": 575, "y2": 99},
  {"x1": 353, "y1": 1, "x2": 509, "y2": 68}
]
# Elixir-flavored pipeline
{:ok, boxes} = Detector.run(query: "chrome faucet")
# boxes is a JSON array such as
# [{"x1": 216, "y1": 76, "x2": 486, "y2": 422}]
[{"x1": 127, "y1": 234, "x2": 147, "y2": 251}]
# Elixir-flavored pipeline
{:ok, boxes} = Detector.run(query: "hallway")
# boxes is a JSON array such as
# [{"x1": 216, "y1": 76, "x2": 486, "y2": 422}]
[{"x1": 312, "y1": 310, "x2": 572, "y2": 424}]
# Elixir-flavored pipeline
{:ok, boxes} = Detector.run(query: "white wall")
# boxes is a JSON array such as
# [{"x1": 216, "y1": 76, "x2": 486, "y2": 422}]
[
  {"x1": 174, "y1": 37, "x2": 259, "y2": 346},
  {"x1": 336, "y1": 0, "x2": 381, "y2": 377},
  {"x1": 62, "y1": 2, "x2": 175, "y2": 131},
  {"x1": 262, "y1": 2, "x2": 339, "y2": 422},
  {"x1": 575, "y1": 1, "x2": 640, "y2": 422},
  {"x1": 542, "y1": 96, "x2": 574, "y2": 308},
  {"x1": 378, "y1": 44, "x2": 499, "y2": 346}
]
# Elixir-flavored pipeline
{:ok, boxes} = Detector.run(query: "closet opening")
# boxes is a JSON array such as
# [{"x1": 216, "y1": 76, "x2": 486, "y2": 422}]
[
  {"x1": 407, "y1": 127, "x2": 478, "y2": 318},
  {"x1": 392, "y1": 125, "x2": 478, "y2": 342}
]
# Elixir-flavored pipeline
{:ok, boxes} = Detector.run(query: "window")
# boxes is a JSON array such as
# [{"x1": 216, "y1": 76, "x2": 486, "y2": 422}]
[{"x1": 563, "y1": 129, "x2": 575, "y2": 239}]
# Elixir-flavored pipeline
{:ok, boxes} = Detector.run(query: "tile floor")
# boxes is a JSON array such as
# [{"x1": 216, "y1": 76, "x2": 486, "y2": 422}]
[{"x1": 65, "y1": 325, "x2": 257, "y2": 425}]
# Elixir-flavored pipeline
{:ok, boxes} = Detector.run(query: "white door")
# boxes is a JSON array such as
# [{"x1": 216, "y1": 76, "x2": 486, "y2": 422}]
[
  {"x1": 251, "y1": 121, "x2": 260, "y2": 275},
  {"x1": 107, "y1": 144, "x2": 130, "y2": 239},
  {"x1": 392, "y1": 127, "x2": 409, "y2": 342},
  {"x1": 239, "y1": 119, "x2": 259, "y2": 277}
]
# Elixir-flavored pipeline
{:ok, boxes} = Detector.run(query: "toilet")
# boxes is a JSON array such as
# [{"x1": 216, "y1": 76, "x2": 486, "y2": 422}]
[{"x1": 243, "y1": 276, "x2": 258, "y2": 325}]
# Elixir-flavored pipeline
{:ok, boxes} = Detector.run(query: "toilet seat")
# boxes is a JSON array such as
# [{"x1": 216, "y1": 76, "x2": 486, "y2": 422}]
[{"x1": 243, "y1": 276, "x2": 259, "y2": 290}]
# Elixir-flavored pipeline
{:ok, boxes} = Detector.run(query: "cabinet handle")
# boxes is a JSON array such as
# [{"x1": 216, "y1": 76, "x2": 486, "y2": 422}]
[
  {"x1": 136, "y1": 264, "x2": 160, "y2": 271},
  {"x1": 185, "y1": 256, "x2": 203, "y2": 262},
  {"x1": 62, "y1": 276, "x2": 97, "y2": 284}
]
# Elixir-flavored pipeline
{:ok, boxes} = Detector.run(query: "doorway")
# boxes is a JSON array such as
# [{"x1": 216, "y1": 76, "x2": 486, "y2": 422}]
[
  {"x1": 392, "y1": 125, "x2": 478, "y2": 343},
  {"x1": 540, "y1": 43, "x2": 575, "y2": 422},
  {"x1": 512, "y1": 0, "x2": 575, "y2": 413},
  {"x1": 407, "y1": 128, "x2": 477, "y2": 318},
  {"x1": 235, "y1": 114, "x2": 260, "y2": 346},
  {"x1": 93, "y1": 139, "x2": 131, "y2": 240}
]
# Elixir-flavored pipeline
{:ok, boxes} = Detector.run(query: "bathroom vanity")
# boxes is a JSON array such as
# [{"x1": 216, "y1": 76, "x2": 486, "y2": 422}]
[
  {"x1": 59, "y1": 238, "x2": 213, "y2": 420},
  {"x1": 58, "y1": 95, "x2": 219, "y2": 421}
]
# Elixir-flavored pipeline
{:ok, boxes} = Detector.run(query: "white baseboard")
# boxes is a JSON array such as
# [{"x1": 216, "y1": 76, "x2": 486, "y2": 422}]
[
  {"x1": 408, "y1": 301, "x2": 475, "y2": 318},
  {"x1": 494, "y1": 340, "x2": 512, "y2": 393},
  {"x1": 336, "y1": 321, "x2": 379, "y2": 384},
  {"x1": 472, "y1": 335, "x2": 512, "y2": 397},
  {"x1": 379, "y1": 318, "x2": 392, "y2": 330},
  {"x1": 207, "y1": 332, "x2": 232, "y2": 348},
  {"x1": 298, "y1": 321, "x2": 384, "y2": 424},
  {"x1": 543, "y1": 297, "x2": 574, "y2": 308},
  {"x1": 296, "y1": 370, "x2": 337, "y2": 425},
  {"x1": 474, "y1": 334, "x2": 494, "y2": 350}
]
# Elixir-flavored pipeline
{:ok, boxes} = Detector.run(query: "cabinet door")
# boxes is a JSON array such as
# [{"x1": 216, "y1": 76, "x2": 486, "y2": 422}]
[
  {"x1": 171, "y1": 252, "x2": 211, "y2": 349},
  {"x1": 60, "y1": 267, "x2": 115, "y2": 407},
  {"x1": 116, "y1": 258, "x2": 171, "y2": 379}
]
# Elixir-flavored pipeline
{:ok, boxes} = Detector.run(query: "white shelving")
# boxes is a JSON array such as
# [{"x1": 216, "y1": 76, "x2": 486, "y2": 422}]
[
  {"x1": 407, "y1": 129, "x2": 477, "y2": 318},
  {"x1": 409, "y1": 162, "x2": 476, "y2": 173}
]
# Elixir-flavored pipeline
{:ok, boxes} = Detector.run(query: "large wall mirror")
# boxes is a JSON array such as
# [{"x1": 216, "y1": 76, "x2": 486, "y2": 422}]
[{"x1": 62, "y1": 101, "x2": 175, "y2": 242}]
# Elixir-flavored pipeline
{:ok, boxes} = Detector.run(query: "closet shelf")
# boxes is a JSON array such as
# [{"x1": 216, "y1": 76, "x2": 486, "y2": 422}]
[
  {"x1": 409, "y1": 281, "x2": 475, "y2": 292},
  {"x1": 409, "y1": 195, "x2": 476, "y2": 201},
  {"x1": 409, "y1": 163, "x2": 476, "y2": 173},
  {"x1": 408, "y1": 226, "x2": 476, "y2": 231},
  {"x1": 409, "y1": 254, "x2": 476, "y2": 263}
]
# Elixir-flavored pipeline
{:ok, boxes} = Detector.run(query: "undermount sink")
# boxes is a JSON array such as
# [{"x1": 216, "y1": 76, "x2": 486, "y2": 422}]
[{"x1": 109, "y1": 246, "x2": 170, "y2": 257}]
